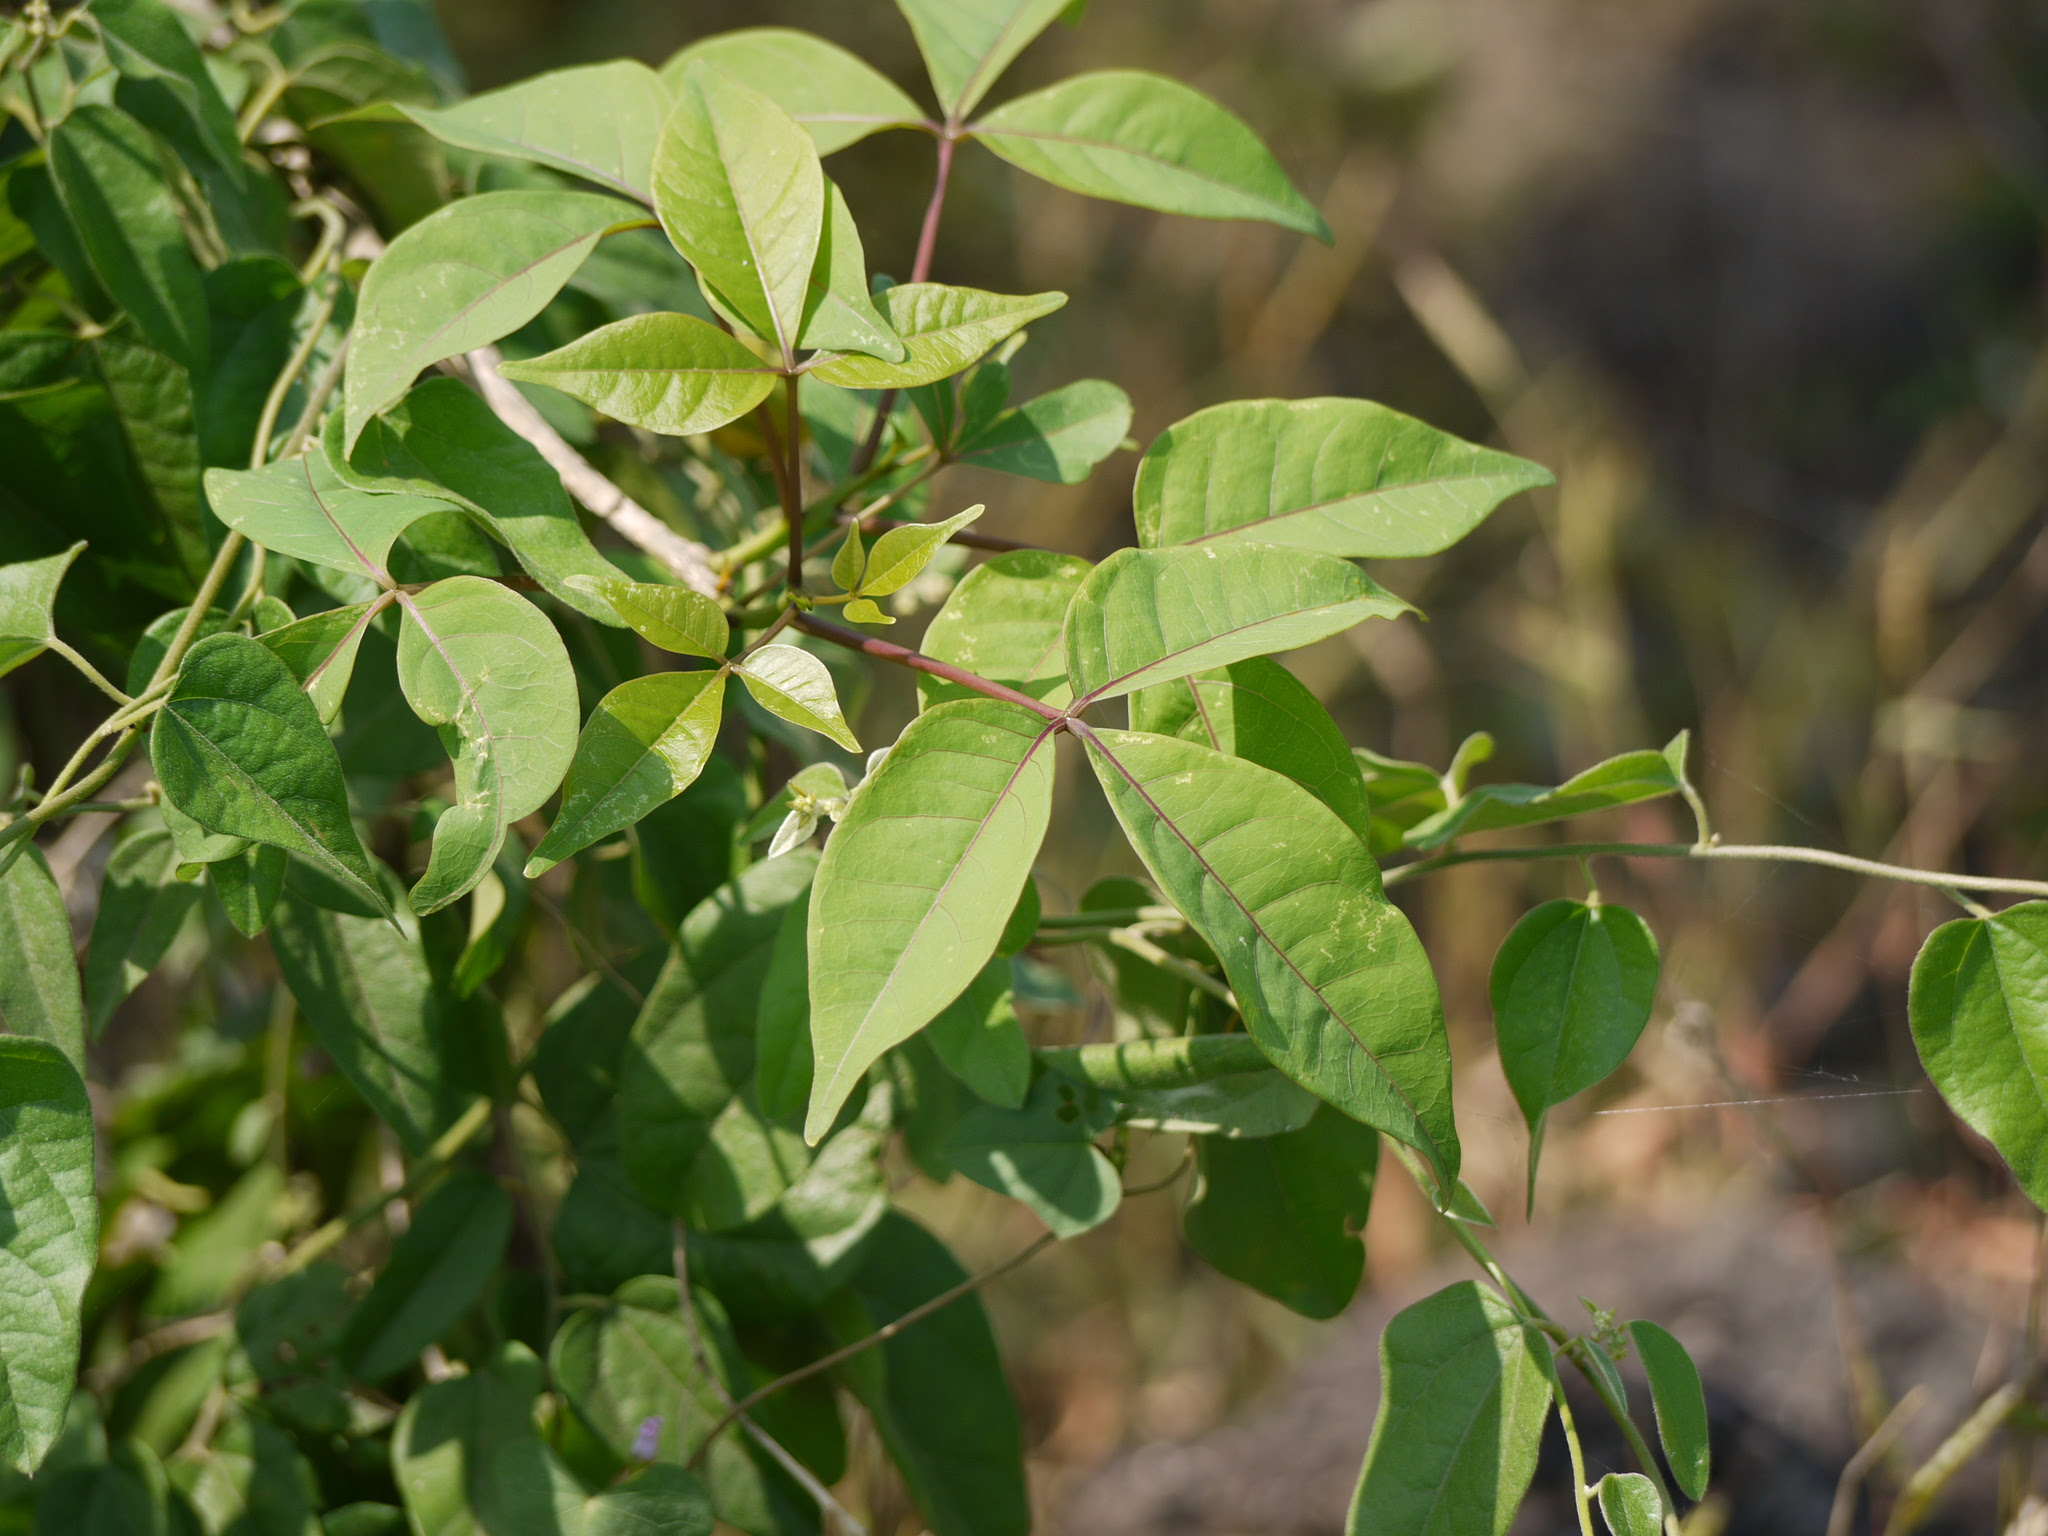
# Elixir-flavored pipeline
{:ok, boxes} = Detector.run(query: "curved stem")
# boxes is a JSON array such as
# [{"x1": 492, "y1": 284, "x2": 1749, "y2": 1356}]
[
  {"x1": 1554, "y1": 1378, "x2": 1600, "y2": 1536},
  {"x1": 848, "y1": 134, "x2": 957, "y2": 478},
  {"x1": 44, "y1": 638, "x2": 130, "y2": 706},
  {"x1": 793, "y1": 612, "x2": 1064, "y2": 720},
  {"x1": 250, "y1": 273, "x2": 340, "y2": 470}
]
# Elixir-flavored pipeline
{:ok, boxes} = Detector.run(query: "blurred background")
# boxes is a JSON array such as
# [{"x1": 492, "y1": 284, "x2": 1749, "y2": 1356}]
[{"x1": 20, "y1": 0, "x2": 2048, "y2": 1530}]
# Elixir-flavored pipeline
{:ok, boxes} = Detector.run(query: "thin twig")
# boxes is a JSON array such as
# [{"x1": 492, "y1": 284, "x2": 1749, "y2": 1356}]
[
  {"x1": 793, "y1": 612, "x2": 1063, "y2": 720},
  {"x1": 1883, "y1": 1383, "x2": 2025, "y2": 1536},
  {"x1": 1829, "y1": 1387, "x2": 1930, "y2": 1536},
  {"x1": 849, "y1": 133, "x2": 955, "y2": 477},
  {"x1": 1106, "y1": 926, "x2": 1237, "y2": 1010},
  {"x1": 83, "y1": 1310, "x2": 232, "y2": 1394}
]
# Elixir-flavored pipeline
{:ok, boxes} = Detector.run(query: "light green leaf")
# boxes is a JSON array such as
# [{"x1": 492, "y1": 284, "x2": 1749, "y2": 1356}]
[
  {"x1": 809, "y1": 283, "x2": 1065, "y2": 388},
  {"x1": 954, "y1": 379, "x2": 1132, "y2": 483},
  {"x1": 569, "y1": 576, "x2": 729, "y2": 660},
  {"x1": 925, "y1": 958, "x2": 1030, "y2": 1108},
  {"x1": 1183, "y1": 1104, "x2": 1378, "y2": 1318},
  {"x1": 0, "y1": 846, "x2": 84, "y2": 1076},
  {"x1": 1064, "y1": 544, "x2": 1411, "y2": 707},
  {"x1": 499, "y1": 312, "x2": 778, "y2": 436},
  {"x1": 1913, "y1": 900, "x2": 2048, "y2": 1207},
  {"x1": 83, "y1": 829, "x2": 202, "y2": 1037},
  {"x1": 92, "y1": 0, "x2": 243, "y2": 179},
  {"x1": 0, "y1": 1038, "x2": 97, "y2": 1476},
  {"x1": 734, "y1": 645, "x2": 861, "y2": 752},
  {"x1": 271, "y1": 890, "x2": 461, "y2": 1156},
  {"x1": 331, "y1": 379, "x2": 625, "y2": 623},
  {"x1": 973, "y1": 71, "x2": 1328, "y2": 237},
  {"x1": 841, "y1": 597, "x2": 893, "y2": 626},
  {"x1": 209, "y1": 843, "x2": 286, "y2": 938},
  {"x1": 856, "y1": 504, "x2": 983, "y2": 597},
  {"x1": 1132, "y1": 656, "x2": 1375, "y2": 845},
  {"x1": 398, "y1": 61, "x2": 671, "y2": 201},
  {"x1": 755, "y1": 887, "x2": 815, "y2": 1121},
  {"x1": 1136, "y1": 398, "x2": 1553, "y2": 557},
  {"x1": 661, "y1": 29, "x2": 925, "y2": 154},
  {"x1": 796, "y1": 180, "x2": 903, "y2": 360},
  {"x1": 1493, "y1": 900, "x2": 1658, "y2": 1198},
  {"x1": 894, "y1": 0, "x2": 1069, "y2": 118},
  {"x1": 150, "y1": 633, "x2": 387, "y2": 916},
  {"x1": 257, "y1": 600, "x2": 382, "y2": 725},
  {"x1": 527, "y1": 670, "x2": 728, "y2": 875},
  {"x1": 618, "y1": 853, "x2": 818, "y2": 1223},
  {"x1": 1402, "y1": 734, "x2": 1689, "y2": 850},
  {"x1": 918, "y1": 549, "x2": 1090, "y2": 710},
  {"x1": 344, "y1": 190, "x2": 644, "y2": 451},
  {"x1": 1595, "y1": 1474, "x2": 1662, "y2": 1536},
  {"x1": 47, "y1": 104, "x2": 209, "y2": 370},
  {"x1": 1080, "y1": 726, "x2": 1459, "y2": 1187},
  {"x1": 825, "y1": 1215, "x2": 1030, "y2": 1536},
  {"x1": 0, "y1": 543, "x2": 83, "y2": 680},
  {"x1": 653, "y1": 62, "x2": 824, "y2": 360},
  {"x1": 205, "y1": 452, "x2": 455, "y2": 584},
  {"x1": 397, "y1": 576, "x2": 578, "y2": 912},
  {"x1": 805, "y1": 700, "x2": 1057, "y2": 1142},
  {"x1": 831, "y1": 527, "x2": 867, "y2": 593},
  {"x1": 341, "y1": 1168, "x2": 514, "y2": 1381},
  {"x1": 944, "y1": 1070, "x2": 1120, "y2": 1236},
  {"x1": 1346, "y1": 1281, "x2": 1552, "y2": 1536},
  {"x1": 1626, "y1": 1320, "x2": 1710, "y2": 1502}
]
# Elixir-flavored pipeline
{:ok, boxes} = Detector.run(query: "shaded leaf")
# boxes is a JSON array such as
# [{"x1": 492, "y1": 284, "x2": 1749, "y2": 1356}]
[
  {"x1": 809, "y1": 283, "x2": 1064, "y2": 389},
  {"x1": 1064, "y1": 544, "x2": 1410, "y2": 706},
  {"x1": 497, "y1": 312, "x2": 778, "y2": 436},
  {"x1": 399, "y1": 61, "x2": 672, "y2": 201},
  {"x1": 894, "y1": 0, "x2": 1069, "y2": 118},
  {"x1": 257, "y1": 600, "x2": 383, "y2": 725},
  {"x1": 925, "y1": 958, "x2": 1030, "y2": 1108},
  {"x1": 342, "y1": 1168, "x2": 514, "y2": 1381},
  {"x1": 1346, "y1": 1281, "x2": 1552, "y2": 1536},
  {"x1": 1354, "y1": 746, "x2": 1447, "y2": 856},
  {"x1": 661, "y1": 29, "x2": 924, "y2": 154},
  {"x1": 974, "y1": 71, "x2": 1327, "y2": 237},
  {"x1": 734, "y1": 645, "x2": 860, "y2": 752},
  {"x1": 209, "y1": 843, "x2": 287, "y2": 939},
  {"x1": 570, "y1": 576, "x2": 728, "y2": 660},
  {"x1": 918, "y1": 549, "x2": 1090, "y2": 710},
  {"x1": 1626, "y1": 1320, "x2": 1710, "y2": 1502},
  {"x1": 1404, "y1": 734, "x2": 1689, "y2": 850},
  {"x1": 755, "y1": 888, "x2": 814, "y2": 1121},
  {"x1": 93, "y1": 0, "x2": 243, "y2": 180},
  {"x1": 389, "y1": 1344, "x2": 546, "y2": 1536},
  {"x1": 1111, "y1": 1068, "x2": 1316, "y2": 1139},
  {"x1": 90, "y1": 337, "x2": 206, "y2": 572},
  {"x1": 943, "y1": 1070, "x2": 1120, "y2": 1236},
  {"x1": 83, "y1": 828, "x2": 202, "y2": 1036},
  {"x1": 805, "y1": 701, "x2": 1056, "y2": 1141},
  {"x1": 953, "y1": 379, "x2": 1132, "y2": 483},
  {"x1": 530, "y1": 950, "x2": 666, "y2": 1149},
  {"x1": 0, "y1": 845, "x2": 83, "y2": 1075},
  {"x1": 1080, "y1": 726, "x2": 1459, "y2": 1187}
]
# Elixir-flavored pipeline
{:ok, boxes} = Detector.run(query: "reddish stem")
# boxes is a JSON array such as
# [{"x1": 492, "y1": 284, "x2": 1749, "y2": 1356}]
[
  {"x1": 849, "y1": 134, "x2": 958, "y2": 478},
  {"x1": 794, "y1": 612, "x2": 1063, "y2": 721}
]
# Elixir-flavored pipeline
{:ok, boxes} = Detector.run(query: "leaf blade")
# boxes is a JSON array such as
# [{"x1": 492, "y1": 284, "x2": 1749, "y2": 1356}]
[
  {"x1": 895, "y1": 0, "x2": 1070, "y2": 118},
  {"x1": 808, "y1": 284, "x2": 1065, "y2": 389},
  {"x1": 398, "y1": 61, "x2": 672, "y2": 200},
  {"x1": 735, "y1": 645, "x2": 860, "y2": 752},
  {"x1": 1626, "y1": 1320, "x2": 1710, "y2": 1502},
  {"x1": 661, "y1": 28, "x2": 925, "y2": 154}
]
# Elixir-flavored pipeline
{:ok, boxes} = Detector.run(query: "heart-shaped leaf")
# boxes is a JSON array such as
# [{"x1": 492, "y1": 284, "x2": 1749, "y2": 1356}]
[{"x1": 0, "y1": 543, "x2": 83, "y2": 681}]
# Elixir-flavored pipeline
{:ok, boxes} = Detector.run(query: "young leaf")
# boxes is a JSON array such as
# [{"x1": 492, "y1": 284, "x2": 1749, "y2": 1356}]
[
  {"x1": 93, "y1": 0, "x2": 244, "y2": 181},
  {"x1": 1183, "y1": 1104, "x2": 1379, "y2": 1319},
  {"x1": 1354, "y1": 746, "x2": 1449, "y2": 855},
  {"x1": 0, "y1": 542, "x2": 83, "y2": 679},
  {"x1": 797, "y1": 181, "x2": 904, "y2": 360},
  {"x1": 497, "y1": 312, "x2": 780, "y2": 436},
  {"x1": 662, "y1": 28, "x2": 925, "y2": 154},
  {"x1": 1346, "y1": 1281, "x2": 1553, "y2": 1536},
  {"x1": 1595, "y1": 1474, "x2": 1663, "y2": 1536},
  {"x1": 150, "y1": 634, "x2": 388, "y2": 916},
  {"x1": 0, "y1": 1039, "x2": 97, "y2": 1477},
  {"x1": 617, "y1": 853, "x2": 818, "y2": 1223},
  {"x1": 809, "y1": 284, "x2": 1065, "y2": 389},
  {"x1": 1910, "y1": 901, "x2": 2048, "y2": 1207},
  {"x1": 526, "y1": 670, "x2": 729, "y2": 875},
  {"x1": 1626, "y1": 1320, "x2": 1710, "y2": 1501},
  {"x1": 205, "y1": 452, "x2": 455, "y2": 585},
  {"x1": 344, "y1": 190, "x2": 645, "y2": 451},
  {"x1": 831, "y1": 526, "x2": 867, "y2": 594},
  {"x1": 944, "y1": 1070, "x2": 1121, "y2": 1236},
  {"x1": 47, "y1": 104, "x2": 209, "y2": 371},
  {"x1": 953, "y1": 379, "x2": 1132, "y2": 483},
  {"x1": 271, "y1": 891, "x2": 461, "y2": 1157},
  {"x1": 1403, "y1": 735, "x2": 1690, "y2": 849},
  {"x1": 653, "y1": 62, "x2": 825, "y2": 360},
  {"x1": 341, "y1": 1168, "x2": 515, "y2": 1381},
  {"x1": 1493, "y1": 900, "x2": 1658, "y2": 1196},
  {"x1": 894, "y1": 0, "x2": 1070, "y2": 119},
  {"x1": 918, "y1": 549, "x2": 1091, "y2": 710},
  {"x1": 1079, "y1": 726, "x2": 1460, "y2": 1188},
  {"x1": 756, "y1": 887, "x2": 816, "y2": 1120},
  {"x1": 973, "y1": 71, "x2": 1329, "y2": 238},
  {"x1": 1131, "y1": 656, "x2": 1376, "y2": 846},
  {"x1": 569, "y1": 575, "x2": 729, "y2": 660},
  {"x1": 842, "y1": 597, "x2": 894, "y2": 626},
  {"x1": 332, "y1": 379, "x2": 625, "y2": 623},
  {"x1": 209, "y1": 844, "x2": 287, "y2": 938},
  {"x1": 397, "y1": 61, "x2": 672, "y2": 201},
  {"x1": 826, "y1": 1213, "x2": 1030, "y2": 1536},
  {"x1": 734, "y1": 645, "x2": 861, "y2": 752},
  {"x1": 925, "y1": 958, "x2": 1031, "y2": 1108},
  {"x1": 396, "y1": 577, "x2": 578, "y2": 912},
  {"x1": 83, "y1": 829, "x2": 202, "y2": 1037},
  {"x1": 855, "y1": 504, "x2": 984, "y2": 597},
  {"x1": 805, "y1": 701, "x2": 1058, "y2": 1142},
  {"x1": 1063, "y1": 545, "x2": 1411, "y2": 706},
  {"x1": 257, "y1": 600, "x2": 382, "y2": 725},
  {"x1": 1136, "y1": 398, "x2": 1553, "y2": 557},
  {"x1": 0, "y1": 845, "x2": 85, "y2": 1074}
]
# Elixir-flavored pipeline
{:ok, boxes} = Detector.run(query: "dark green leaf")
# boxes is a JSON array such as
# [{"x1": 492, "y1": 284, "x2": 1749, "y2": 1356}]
[
  {"x1": 631, "y1": 758, "x2": 747, "y2": 933},
  {"x1": 944, "y1": 1070, "x2": 1120, "y2": 1236},
  {"x1": 1111, "y1": 1067, "x2": 1317, "y2": 1139},
  {"x1": 126, "y1": 604, "x2": 233, "y2": 698},
  {"x1": 83, "y1": 827, "x2": 203, "y2": 1036},
  {"x1": 1065, "y1": 545, "x2": 1410, "y2": 706},
  {"x1": 33, "y1": 1441, "x2": 176, "y2": 1536},
  {"x1": 174, "y1": 1410, "x2": 323, "y2": 1536},
  {"x1": 0, "y1": 538, "x2": 83, "y2": 680},
  {"x1": 47, "y1": 104, "x2": 209, "y2": 370},
  {"x1": 1136, "y1": 398, "x2": 1552, "y2": 557},
  {"x1": 1346, "y1": 1281, "x2": 1552, "y2": 1536},
  {"x1": 93, "y1": 0, "x2": 243, "y2": 180},
  {"x1": 389, "y1": 1344, "x2": 546, "y2": 1536},
  {"x1": 497, "y1": 312, "x2": 778, "y2": 437},
  {"x1": 553, "y1": 1154, "x2": 673, "y2": 1297},
  {"x1": 809, "y1": 284, "x2": 1064, "y2": 389},
  {"x1": 197, "y1": 256, "x2": 303, "y2": 470},
  {"x1": 0, "y1": 846, "x2": 85, "y2": 1075},
  {"x1": 586, "y1": 1465, "x2": 715, "y2": 1536},
  {"x1": 342, "y1": 1168, "x2": 514, "y2": 1381},
  {"x1": 894, "y1": 0, "x2": 1069, "y2": 118},
  {"x1": 398, "y1": 62, "x2": 671, "y2": 201},
  {"x1": 1184, "y1": 1105, "x2": 1377, "y2": 1318},
  {"x1": 953, "y1": 379, "x2": 1131, "y2": 483},
  {"x1": 1626, "y1": 1320, "x2": 1709, "y2": 1502},
  {"x1": 0, "y1": 1039, "x2": 97, "y2": 1475},
  {"x1": 1403, "y1": 735, "x2": 1690, "y2": 850},
  {"x1": 755, "y1": 887, "x2": 813, "y2": 1121},
  {"x1": 806, "y1": 700, "x2": 1056, "y2": 1141},
  {"x1": 257, "y1": 600, "x2": 382, "y2": 725},
  {"x1": 531, "y1": 951, "x2": 666, "y2": 1148},
  {"x1": 973, "y1": 71, "x2": 1328, "y2": 237},
  {"x1": 661, "y1": 29, "x2": 924, "y2": 154},
  {"x1": 209, "y1": 843, "x2": 287, "y2": 938},
  {"x1": 926, "y1": 958, "x2": 1030, "y2": 1108},
  {"x1": 1081, "y1": 726, "x2": 1459, "y2": 1188},
  {"x1": 90, "y1": 338, "x2": 206, "y2": 573},
  {"x1": 150, "y1": 633, "x2": 387, "y2": 915}
]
